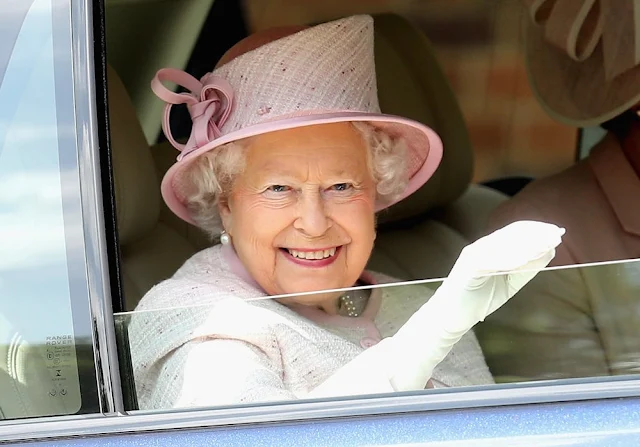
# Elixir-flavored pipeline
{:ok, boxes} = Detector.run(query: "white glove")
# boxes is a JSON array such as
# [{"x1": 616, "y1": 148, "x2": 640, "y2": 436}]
[{"x1": 308, "y1": 220, "x2": 565, "y2": 398}]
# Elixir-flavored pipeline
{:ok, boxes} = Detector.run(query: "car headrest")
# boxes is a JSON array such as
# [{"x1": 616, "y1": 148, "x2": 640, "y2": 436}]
[
  {"x1": 373, "y1": 14, "x2": 473, "y2": 225},
  {"x1": 107, "y1": 65, "x2": 161, "y2": 246}
]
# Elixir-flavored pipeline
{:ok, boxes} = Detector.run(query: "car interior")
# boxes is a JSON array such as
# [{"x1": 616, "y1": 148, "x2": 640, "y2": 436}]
[
  {"x1": 0, "y1": 0, "x2": 582, "y2": 418},
  {"x1": 110, "y1": 8, "x2": 510, "y2": 312},
  {"x1": 106, "y1": 3, "x2": 518, "y2": 410}
]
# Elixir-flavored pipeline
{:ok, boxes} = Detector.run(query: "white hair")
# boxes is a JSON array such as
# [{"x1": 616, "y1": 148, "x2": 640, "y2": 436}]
[{"x1": 186, "y1": 122, "x2": 409, "y2": 238}]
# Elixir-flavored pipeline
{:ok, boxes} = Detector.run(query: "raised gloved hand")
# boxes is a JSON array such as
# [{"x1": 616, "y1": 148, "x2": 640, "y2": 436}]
[{"x1": 309, "y1": 220, "x2": 565, "y2": 398}]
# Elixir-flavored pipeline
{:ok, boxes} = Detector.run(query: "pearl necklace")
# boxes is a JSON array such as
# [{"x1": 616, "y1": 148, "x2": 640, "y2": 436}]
[
  {"x1": 339, "y1": 289, "x2": 370, "y2": 317},
  {"x1": 340, "y1": 294, "x2": 358, "y2": 317}
]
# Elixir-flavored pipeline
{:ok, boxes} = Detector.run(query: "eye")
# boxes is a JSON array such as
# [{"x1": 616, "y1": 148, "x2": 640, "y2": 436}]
[
  {"x1": 330, "y1": 183, "x2": 352, "y2": 192},
  {"x1": 266, "y1": 185, "x2": 290, "y2": 193}
]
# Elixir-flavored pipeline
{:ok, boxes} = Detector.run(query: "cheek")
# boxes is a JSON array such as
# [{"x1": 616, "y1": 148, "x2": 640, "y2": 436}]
[
  {"x1": 230, "y1": 195, "x2": 293, "y2": 244},
  {"x1": 330, "y1": 195, "x2": 377, "y2": 242}
]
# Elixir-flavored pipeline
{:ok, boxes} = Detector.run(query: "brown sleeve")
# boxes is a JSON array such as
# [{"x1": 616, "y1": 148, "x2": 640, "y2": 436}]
[{"x1": 475, "y1": 196, "x2": 609, "y2": 382}]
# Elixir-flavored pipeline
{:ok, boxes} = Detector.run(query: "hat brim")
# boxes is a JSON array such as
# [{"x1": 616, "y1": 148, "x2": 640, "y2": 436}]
[
  {"x1": 161, "y1": 111, "x2": 442, "y2": 225},
  {"x1": 525, "y1": 20, "x2": 640, "y2": 128}
]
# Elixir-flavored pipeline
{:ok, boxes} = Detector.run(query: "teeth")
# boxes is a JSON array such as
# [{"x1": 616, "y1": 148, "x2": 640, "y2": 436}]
[{"x1": 287, "y1": 247, "x2": 338, "y2": 260}]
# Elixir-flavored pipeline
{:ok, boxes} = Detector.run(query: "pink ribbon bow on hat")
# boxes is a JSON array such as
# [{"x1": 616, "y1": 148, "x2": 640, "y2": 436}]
[{"x1": 151, "y1": 68, "x2": 234, "y2": 159}]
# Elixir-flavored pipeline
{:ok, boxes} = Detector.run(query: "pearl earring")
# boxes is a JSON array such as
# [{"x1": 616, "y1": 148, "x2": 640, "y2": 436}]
[{"x1": 220, "y1": 231, "x2": 231, "y2": 245}]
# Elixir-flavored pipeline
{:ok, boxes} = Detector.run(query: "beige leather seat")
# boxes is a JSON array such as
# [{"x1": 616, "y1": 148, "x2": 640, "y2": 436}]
[
  {"x1": 111, "y1": 13, "x2": 507, "y2": 311},
  {"x1": 105, "y1": 0, "x2": 215, "y2": 142},
  {"x1": 109, "y1": 65, "x2": 203, "y2": 310},
  {"x1": 366, "y1": 14, "x2": 507, "y2": 280}
]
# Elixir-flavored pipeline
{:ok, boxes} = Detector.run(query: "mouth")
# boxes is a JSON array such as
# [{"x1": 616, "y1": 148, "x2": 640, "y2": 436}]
[
  {"x1": 279, "y1": 246, "x2": 342, "y2": 267},
  {"x1": 284, "y1": 247, "x2": 337, "y2": 260}
]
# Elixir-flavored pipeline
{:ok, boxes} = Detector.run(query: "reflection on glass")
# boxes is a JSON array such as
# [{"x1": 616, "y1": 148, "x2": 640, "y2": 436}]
[
  {"x1": 0, "y1": 0, "x2": 94, "y2": 420},
  {"x1": 477, "y1": 258, "x2": 640, "y2": 383},
  {"x1": 116, "y1": 259, "x2": 640, "y2": 412},
  {"x1": 118, "y1": 276, "x2": 489, "y2": 411}
]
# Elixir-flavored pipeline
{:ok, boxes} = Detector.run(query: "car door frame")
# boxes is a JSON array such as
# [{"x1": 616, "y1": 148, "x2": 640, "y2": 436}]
[{"x1": 3, "y1": 0, "x2": 640, "y2": 445}]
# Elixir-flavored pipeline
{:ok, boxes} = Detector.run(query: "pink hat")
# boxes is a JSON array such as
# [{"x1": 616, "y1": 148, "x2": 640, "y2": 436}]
[{"x1": 152, "y1": 15, "x2": 443, "y2": 225}]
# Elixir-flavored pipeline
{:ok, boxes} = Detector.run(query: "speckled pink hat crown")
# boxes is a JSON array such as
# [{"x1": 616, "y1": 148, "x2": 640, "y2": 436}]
[{"x1": 152, "y1": 15, "x2": 443, "y2": 225}]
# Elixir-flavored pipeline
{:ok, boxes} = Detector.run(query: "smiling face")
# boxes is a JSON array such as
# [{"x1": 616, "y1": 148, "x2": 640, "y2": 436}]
[{"x1": 218, "y1": 122, "x2": 377, "y2": 312}]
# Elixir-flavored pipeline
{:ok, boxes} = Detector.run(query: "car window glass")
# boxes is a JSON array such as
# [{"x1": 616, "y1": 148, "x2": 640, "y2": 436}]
[
  {"x1": 107, "y1": 0, "x2": 640, "y2": 418},
  {"x1": 0, "y1": 0, "x2": 99, "y2": 420},
  {"x1": 116, "y1": 274, "x2": 480, "y2": 411},
  {"x1": 115, "y1": 259, "x2": 640, "y2": 412}
]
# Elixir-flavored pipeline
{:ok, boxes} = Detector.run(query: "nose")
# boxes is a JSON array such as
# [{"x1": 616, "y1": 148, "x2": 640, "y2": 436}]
[{"x1": 293, "y1": 190, "x2": 331, "y2": 237}]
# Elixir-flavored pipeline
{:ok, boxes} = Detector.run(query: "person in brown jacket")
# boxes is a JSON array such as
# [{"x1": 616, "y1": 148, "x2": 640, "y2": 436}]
[{"x1": 475, "y1": 0, "x2": 640, "y2": 382}]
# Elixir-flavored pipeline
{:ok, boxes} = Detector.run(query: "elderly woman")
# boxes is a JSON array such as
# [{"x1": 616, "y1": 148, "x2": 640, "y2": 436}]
[{"x1": 129, "y1": 15, "x2": 563, "y2": 409}]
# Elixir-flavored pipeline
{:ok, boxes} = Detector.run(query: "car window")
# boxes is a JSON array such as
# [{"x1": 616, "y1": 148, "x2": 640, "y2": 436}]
[
  {"x1": 106, "y1": 0, "x2": 640, "y2": 424},
  {"x1": 0, "y1": 0, "x2": 100, "y2": 420},
  {"x1": 114, "y1": 275, "x2": 476, "y2": 411},
  {"x1": 114, "y1": 258, "x2": 640, "y2": 412}
]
